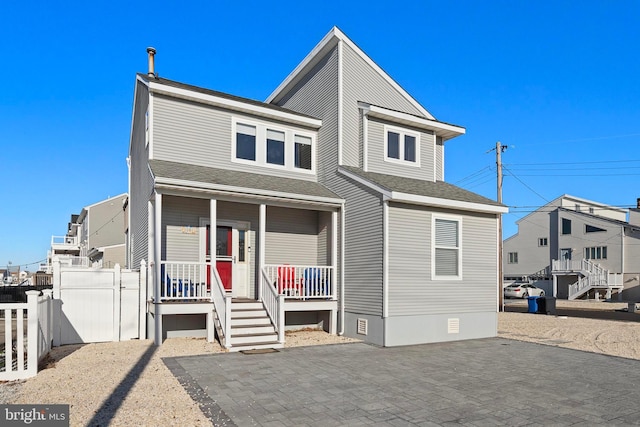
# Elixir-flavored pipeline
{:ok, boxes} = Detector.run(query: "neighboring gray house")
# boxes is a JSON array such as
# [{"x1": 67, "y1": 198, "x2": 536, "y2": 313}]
[
  {"x1": 504, "y1": 194, "x2": 640, "y2": 301},
  {"x1": 44, "y1": 194, "x2": 127, "y2": 271},
  {"x1": 128, "y1": 27, "x2": 506, "y2": 351}
]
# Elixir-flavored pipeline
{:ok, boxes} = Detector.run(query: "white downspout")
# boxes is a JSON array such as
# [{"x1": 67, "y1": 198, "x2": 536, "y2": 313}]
[{"x1": 339, "y1": 201, "x2": 346, "y2": 335}]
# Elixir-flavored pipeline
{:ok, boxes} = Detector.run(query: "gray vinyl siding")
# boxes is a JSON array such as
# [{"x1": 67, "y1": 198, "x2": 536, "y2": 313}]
[
  {"x1": 162, "y1": 196, "x2": 207, "y2": 262},
  {"x1": 341, "y1": 43, "x2": 425, "y2": 167},
  {"x1": 333, "y1": 174, "x2": 384, "y2": 316},
  {"x1": 130, "y1": 81, "x2": 152, "y2": 269},
  {"x1": 435, "y1": 137, "x2": 444, "y2": 181},
  {"x1": 265, "y1": 207, "x2": 318, "y2": 265},
  {"x1": 317, "y1": 211, "x2": 332, "y2": 266},
  {"x1": 503, "y1": 210, "x2": 553, "y2": 277},
  {"x1": 102, "y1": 245, "x2": 126, "y2": 269},
  {"x1": 87, "y1": 195, "x2": 127, "y2": 250},
  {"x1": 275, "y1": 46, "x2": 339, "y2": 183},
  {"x1": 624, "y1": 229, "x2": 640, "y2": 274},
  {"x1": 152, "y1": 94, "x2": 317, "y2": 182},
  {"x1": 388, "y1": 203, "x2": 498, "y2": 316},
  {"x1": 557, "y1": 210, "x2": 623, "y2": 272},
  {"x1": 366, "y1": 117, "x2": 435, "y2": 181}
]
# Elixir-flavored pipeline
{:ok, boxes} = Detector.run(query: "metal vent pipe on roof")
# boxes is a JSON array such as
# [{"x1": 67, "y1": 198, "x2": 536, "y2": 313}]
[{"x1": 147, "y1": 47, "x2": 156, "y2": 77}]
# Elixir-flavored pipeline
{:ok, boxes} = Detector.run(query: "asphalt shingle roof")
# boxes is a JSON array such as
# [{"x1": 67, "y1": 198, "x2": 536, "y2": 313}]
[
  {"x1": 149, "y1": 159, "x2": 341, "y2": 201},
  {"x1": 138, "y1": 73, "x2": 320, "y2": 121},
  {"x1": 340, "y1": 166, "x2": 503, "y2": 207}
]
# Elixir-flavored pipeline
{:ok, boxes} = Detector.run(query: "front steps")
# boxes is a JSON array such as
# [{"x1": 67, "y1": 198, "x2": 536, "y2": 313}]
[{"x1": 228, "y1": 299, "x2": 283, "y2": 352}]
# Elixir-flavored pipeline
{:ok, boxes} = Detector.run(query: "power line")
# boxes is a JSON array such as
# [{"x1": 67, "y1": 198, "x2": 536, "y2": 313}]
[
  {"x1": 503, "y1": 165, "x2": 549, "y2": 203},
  {"x1": 506, "y1": 159, "x2": 640, "y2": 166}
]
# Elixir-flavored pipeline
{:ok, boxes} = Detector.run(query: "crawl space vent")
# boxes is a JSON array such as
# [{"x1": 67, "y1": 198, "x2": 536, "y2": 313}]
[
  {"x1": 448, "y1": 318, "x2": 460, "y2": 334},
  {"x1": 357, "y1": 318, "x2": 368, "y2": 335}
]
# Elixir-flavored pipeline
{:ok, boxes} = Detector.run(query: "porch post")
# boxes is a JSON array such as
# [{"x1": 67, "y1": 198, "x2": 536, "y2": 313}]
[
  {"x1": 210, "y1": 198, "x2": 217, "y2": 292},
  {"x1": 154, "y1": 192, "x2": 163, "y2": 345},
  {"x1": 331, "y1": 210, "x2": 338, "y2": 335},
  {"x1": 259, "y1": 204, "x2": 266, "y2": 301}
]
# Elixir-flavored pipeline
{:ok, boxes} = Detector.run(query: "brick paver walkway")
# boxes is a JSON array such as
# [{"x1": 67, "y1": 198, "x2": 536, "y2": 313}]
[{"x1": 164, "y1": 338, "x2": 640, "y2": 426}]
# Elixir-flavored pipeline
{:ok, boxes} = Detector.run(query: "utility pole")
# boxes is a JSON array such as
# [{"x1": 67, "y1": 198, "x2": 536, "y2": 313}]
[{"x1": 492, "y1": 142, "x2": 508, "y2": 311}]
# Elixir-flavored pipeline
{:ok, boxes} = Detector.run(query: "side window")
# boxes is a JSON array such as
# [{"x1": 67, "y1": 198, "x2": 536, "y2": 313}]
[
  {"x1": 236, "y1": 123, "x2": 256, "y2": 161},
  {"x1": 562, "y1": 218, "x2": 571, "y2": 235},
  {"x1": 384, "y1": 125, "x2": 420, "y2": 166},
  {"x1": 433, "y1": 217, "x2": 461, "y2": 279}
]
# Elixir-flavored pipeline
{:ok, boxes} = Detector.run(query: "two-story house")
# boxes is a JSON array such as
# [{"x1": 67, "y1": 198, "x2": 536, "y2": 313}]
[
  {"x1": 504, "y1": 194, "x2": 640, "y2": 300},
  {"x1": 128, "y1": 27, "x2": 507, "y2": 351},
  {"x1": 43, "y1": 194, "x2": 128, "y2": 272}
]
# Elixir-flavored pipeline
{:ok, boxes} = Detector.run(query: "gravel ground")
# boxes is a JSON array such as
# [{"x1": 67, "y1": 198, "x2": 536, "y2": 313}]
[{"x1": 2, "y1": 300, "x2": 638, "y2": 426}]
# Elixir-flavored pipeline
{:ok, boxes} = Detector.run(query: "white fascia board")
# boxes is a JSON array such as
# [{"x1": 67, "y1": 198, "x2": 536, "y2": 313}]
[
  {"x1": 338, "y1": 167, "x2": 392, "y2": 199},
  {"x1": 267, "y1": 27, "x2": 435, "y2": 121},
  {"x1": 82, "y1": 193, "x2": 128, "y2": 211},
  {"x1": 148, "y1": 81, "x2": 322, "y2": 129},
  {"x1": 560, "y1": 194, "x2": 628, "y2": 214},
  {"x1": 360, "y1": 103, "x2": 465, "y2": 139},
  {"x1": 154, "y1": 177, "x2": 343, "y2": 206},
  {"x1": 390, "y1": 191, "x2": 508, "y2": 214}
]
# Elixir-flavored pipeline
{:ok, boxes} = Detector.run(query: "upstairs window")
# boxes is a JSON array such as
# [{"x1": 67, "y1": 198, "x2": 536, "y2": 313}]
[
  {"x1": 538, "y1": 238, "x2": 548, "y2": 247},
  {"x1": 232, "y1": 119, "x2": 315, "y2": 173},
  {"x1": 384, "y1": 125, "x2": 420, "y2": 166},
  {"x1": 266, "y1": 129, "x2": 285, "y2": 165},
  {"x1": 585, "y1": 224, "x2": 606, "y2": 233},
  {"x1": 562, "y1": 218, "x2": 572, "y2": 235},
  {"x1": 433, "y1": 216, "x2": 461, "y2": 279},
  {"x1": 508, "y1": 252, "x2": 518, "y2": 264},
  {"x1": 585, "y1": 246, "x2": 607, "y2": 260},
  {"x1": 294, "y1": 135, "x2": 312, "y2": 170},
  {"x1": 236, "y1": 123, "x2": 256, "y2": 161}
]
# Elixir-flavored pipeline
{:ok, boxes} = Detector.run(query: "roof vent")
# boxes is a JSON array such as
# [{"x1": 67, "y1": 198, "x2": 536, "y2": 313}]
[{"x1": 146, "y1": 47, "x2": 157, "y2": 78}]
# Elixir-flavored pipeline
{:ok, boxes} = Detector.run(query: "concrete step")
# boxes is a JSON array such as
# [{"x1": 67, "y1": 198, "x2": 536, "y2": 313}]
[{"x1": 228, "y1": 341, "x2": 284, "y2": 353}]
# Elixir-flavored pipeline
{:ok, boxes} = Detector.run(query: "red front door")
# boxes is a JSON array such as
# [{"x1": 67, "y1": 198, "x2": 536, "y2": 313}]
[{"x1": 206, "y1": 225, "x2": 233, "y2": 291}]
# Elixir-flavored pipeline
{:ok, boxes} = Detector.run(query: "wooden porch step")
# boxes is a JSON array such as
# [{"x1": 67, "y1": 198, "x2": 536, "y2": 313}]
[
  {"x1": 231, "y1": 332, "x2": 279, "y2": 345},
  {"x1": 231, "y1": 324, "x2": 276, "y2": 335},
  {"x1": 231, "y1": 316, "x2": 272, "y2": 326}
]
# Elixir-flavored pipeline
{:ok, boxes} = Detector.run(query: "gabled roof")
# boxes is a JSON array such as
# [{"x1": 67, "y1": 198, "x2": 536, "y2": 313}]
[
  {"x1": 149, "y1": 159, "x2": 343, "y2": 205},
  {"x1": 339, "y1": 166, "x2": 507, "y2": 214},
  {"x1": 266, "y1": 27, "x2": 435, "y2": 120},
  {"x1": 137, "y1": 74, "x2": 322, "y2": 129},
  {"x1": 514, "y1": 194, "x2": 628, "y2": 225},
  {"x1": 557, "y1": 206, "x2": 640, "y2": 231}
]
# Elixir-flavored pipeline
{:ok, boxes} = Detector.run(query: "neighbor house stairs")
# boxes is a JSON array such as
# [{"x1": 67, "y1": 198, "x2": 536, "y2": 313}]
[
  {"x1": 552, "y1": 259, "x2": 623, "y2": 300},
  {"x1": 226, "y1": 299, "x2": 283, "y2": 352}
]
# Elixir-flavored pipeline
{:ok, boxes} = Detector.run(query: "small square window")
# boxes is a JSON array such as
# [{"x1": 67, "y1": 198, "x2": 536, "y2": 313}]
[{"x1": 538, "y1": 238, "x2": 548, "y2": 247}]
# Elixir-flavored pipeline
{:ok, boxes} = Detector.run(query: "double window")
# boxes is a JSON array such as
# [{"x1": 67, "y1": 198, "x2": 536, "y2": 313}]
[
  {"x1": 433, "y1": 216, "x2": 461, "y2": 279},
  {"x1": 508, "y1": 252, "x2": 518, "y2": 264},
  {"x1": 384, "y1": 125, "x2": 420, "y2": 166},
  {"x1": 233, "y1": 119, "x2": 314, "y2": 172},
  {"x1": 538, "y1": 237, "x2": 548, "y2": 247}
]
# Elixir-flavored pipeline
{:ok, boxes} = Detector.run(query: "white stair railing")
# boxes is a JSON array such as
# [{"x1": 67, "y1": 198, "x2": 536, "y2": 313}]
[
  {"x1": 209, "y1": 265, "x2": 231, "y2": 349},
  {"x1": 260, "y1": 269, "x2": 284, "y2": 344}
]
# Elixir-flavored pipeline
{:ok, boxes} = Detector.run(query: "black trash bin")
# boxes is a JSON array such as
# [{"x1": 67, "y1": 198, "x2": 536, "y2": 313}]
[{"x1": 537, "y1": 296, "x2": 556, "y2": 315}]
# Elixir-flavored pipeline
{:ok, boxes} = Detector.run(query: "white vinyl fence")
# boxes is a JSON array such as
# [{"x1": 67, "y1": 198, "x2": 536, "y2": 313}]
[
  {"x1": 0, "y1": 290, "x2": 53, "y2": 381},
  {"x1": 52, "y1": 259, "x2": 145, "y2": 346}
]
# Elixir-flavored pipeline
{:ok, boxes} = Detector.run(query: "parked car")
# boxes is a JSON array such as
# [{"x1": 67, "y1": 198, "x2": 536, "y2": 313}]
[{"x1": 504, "y1": 283, "x2": 545, "y2": 299}]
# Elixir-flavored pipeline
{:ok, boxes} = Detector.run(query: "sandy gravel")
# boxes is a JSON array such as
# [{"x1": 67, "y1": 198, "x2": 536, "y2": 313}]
[
  {"x1": 4, "y1": 331, "x2": 358, "y2": 426},
  {"x1": 2, "y1": 300, "x2": 639, "y2": 426}
]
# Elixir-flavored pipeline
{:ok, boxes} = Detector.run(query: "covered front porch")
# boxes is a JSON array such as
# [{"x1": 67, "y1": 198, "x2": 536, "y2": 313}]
[{"x1": 148, "y1": 192, "x2": 342, "y2": 350}]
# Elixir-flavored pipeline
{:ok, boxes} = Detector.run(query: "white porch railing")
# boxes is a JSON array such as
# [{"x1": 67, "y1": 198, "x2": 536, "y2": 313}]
[
  {"x1": 209, "y1": 266, "x2": 231, "y2": 349},
  {"x1": 160, "y1": 261, "x2": 211, "y2": 301},
  {"x1": 263, "y1": 265, "x2": 335, "y2": 300},
  {"x1": 55, "y1": 256, "x2": 89, "y2": 268},
  {"x1": 0, "y1": 290, "x2": 53, "y2": 381},
  {"x1": 260, "y1": 269, "x2": 284, "y2": 344}
]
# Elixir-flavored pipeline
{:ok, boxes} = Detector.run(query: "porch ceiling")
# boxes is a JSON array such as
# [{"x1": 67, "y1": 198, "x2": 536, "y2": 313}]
[{"x1": 150, "y1": 159, "x2": 343, "y2": 205}]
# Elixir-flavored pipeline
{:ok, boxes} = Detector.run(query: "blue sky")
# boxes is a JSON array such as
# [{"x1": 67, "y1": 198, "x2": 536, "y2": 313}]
[{"x1": 2, "y1": 1, "x2": 639, "y2": 271}]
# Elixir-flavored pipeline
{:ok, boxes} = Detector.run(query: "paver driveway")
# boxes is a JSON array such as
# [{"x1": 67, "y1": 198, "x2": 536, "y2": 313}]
[{"x1": 164, "y1": 338, "x2": 640, "y2": 426}]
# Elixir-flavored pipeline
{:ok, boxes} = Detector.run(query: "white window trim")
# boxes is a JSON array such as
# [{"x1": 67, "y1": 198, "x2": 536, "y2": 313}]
[
  {"x1": 231, "y1": 117, "x2": 316, "y2": 174},
  {"x1": 508, "y1": 252, "x2": 519, "y2": 264},
  {"x1": 431, "y1": 214, "x2": 462, "y2": 280},
  {"x1": 383, "y1": 124, "x2": 421, "y2": 167}
]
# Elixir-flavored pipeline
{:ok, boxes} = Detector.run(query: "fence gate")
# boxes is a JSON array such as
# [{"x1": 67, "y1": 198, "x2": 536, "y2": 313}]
[{"x1": 56, "y1": 263, "x2": 141, "y2": 345}]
